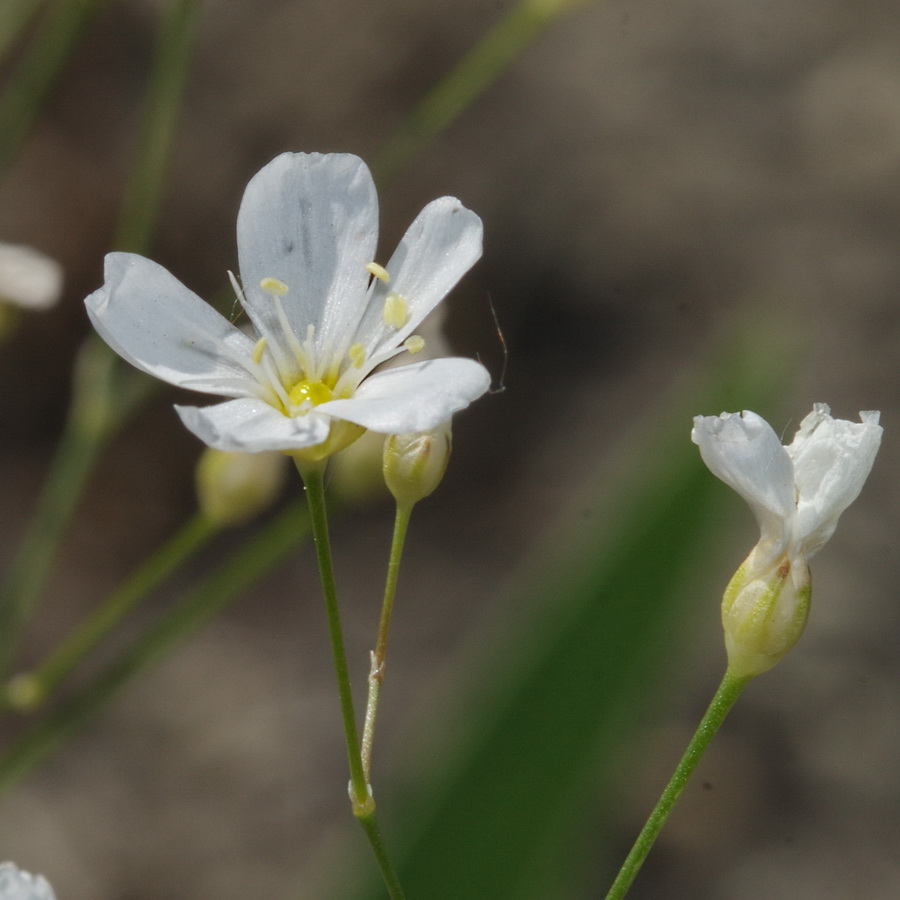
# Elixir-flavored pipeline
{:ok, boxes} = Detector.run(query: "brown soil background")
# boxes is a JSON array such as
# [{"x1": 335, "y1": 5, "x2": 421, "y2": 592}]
[{"x1": 1, "y1": 1, "x2": 899, "y2": 898}]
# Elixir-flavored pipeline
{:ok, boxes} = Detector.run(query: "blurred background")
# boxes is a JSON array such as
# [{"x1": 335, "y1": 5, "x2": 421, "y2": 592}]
[{"x1": 0, "y1": 0, "x2": 899, "y2": 897}]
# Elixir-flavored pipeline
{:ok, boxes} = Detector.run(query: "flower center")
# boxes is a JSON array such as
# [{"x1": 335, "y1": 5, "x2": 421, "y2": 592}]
[{"x1": 288, "y1": 378, "x2": 333, "y2": 410}]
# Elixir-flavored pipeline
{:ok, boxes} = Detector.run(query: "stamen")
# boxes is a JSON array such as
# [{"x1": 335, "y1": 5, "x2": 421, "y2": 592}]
[
  {"x1": 269, "y1": 294, "x2": 307, "y2": 377},
  {"x1": 227, "y1": 270, "x2": 245, "y2": 301},
  {"x1": 256, "y1": 351, "x2": 293, "y2": 411},
  {"x1": 252, "y1": 336, "x2": 268, "y2": 364},
  {"x1": 366, "y1": 262, "x2": 390, "y2": 283},
  {"x1": 348, "y1": 342, "x2": 366, "y2": 368},
  {"x1": 383, "y1": 292, "x2": 409, "y2": 329},
  {"x1": 404, "y1": 335, "x2": 425, "y2": 355},
  {"x1": 260, "y1": 277, "x2": 289, "y2": 296}
]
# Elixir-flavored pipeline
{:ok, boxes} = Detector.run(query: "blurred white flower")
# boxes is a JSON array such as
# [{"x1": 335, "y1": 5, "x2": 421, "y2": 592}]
[
  {"x1": 0, "y1": 243, "x2": 63, "y2": 310},
  {"x1": 85, "y1": 152, "x2": 490, "y2": 458},
  {"x1": 692, "y1": 404, "x2": 882, "y2": 676},
  {"x1": 0, "y1": 863, "x2": 57, "y2": 900},
  {"x1": 195, "y1": 447, "x2": 287, "y2": 525}
]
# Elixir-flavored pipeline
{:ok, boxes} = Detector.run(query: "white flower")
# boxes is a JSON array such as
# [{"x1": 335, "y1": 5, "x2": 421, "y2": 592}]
[
  {"x1": 691, "y1": 404, "x2": 882, "y2": 676},
  {"x1": 0, "y1": 243, "x2": 63, "y2": 310},
  {"x1": 85, "y1": 152, "x2": 490, "y2": 457},
  {"x1": 0, "y1": 862, "x2": 57, "y2": 900}
]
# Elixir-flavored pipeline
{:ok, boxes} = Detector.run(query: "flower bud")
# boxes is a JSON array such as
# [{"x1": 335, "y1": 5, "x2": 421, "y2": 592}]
[
  {"x1": 196, "y1": 448, "x2": 286, "y2": 526},
  {"x1": 721, "y1": 543, "x2": 811, "y2": 678},
  {"x1": 382, "y1": 421, "x2": 452, "y2": 506}
]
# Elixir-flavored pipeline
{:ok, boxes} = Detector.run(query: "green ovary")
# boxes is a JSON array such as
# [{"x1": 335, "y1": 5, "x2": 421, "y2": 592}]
[{"x1": 288, "y1": 379, "x2": 333, "y2": 409}]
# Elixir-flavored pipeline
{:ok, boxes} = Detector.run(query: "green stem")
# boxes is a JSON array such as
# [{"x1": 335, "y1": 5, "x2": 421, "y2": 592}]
[
  {"x1": 372, "y1": 0, "x2": 589, "y2": 185},
  {"x1": 361, "y1": 501, "x2": 413, "y2": 782},
  {"x1": 3, "y1": 512, "x2": 220, "y2": 711},
  {"x1": 0, "y1": 502, "x2": 309, "y2": 797},
  {"x1": 114, "y1": 0, "x2": 201, "y2": 253},
  {"x1": 0, "y1": 0, "x2": 200, "y2": 672},
  {"x1": 295, "y1": 460, "x2": 369, "y2": 806},
  {"x1": 0, "y1": 336, "x2": 127, "y2": 675},
  {"x1": 604, "y1": 669, "x2": 753, "y2": 900},
  {"x1": 294, "y1": 460, "x2": 405, "y2": 899},
  {"x1": 356, "y1": 808, "x2": 407, "y2": 900}
]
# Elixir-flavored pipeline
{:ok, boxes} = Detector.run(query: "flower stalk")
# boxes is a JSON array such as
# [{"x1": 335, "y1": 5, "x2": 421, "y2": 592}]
[
  {"x1": 604, "y1": 670, "x2": 752, "y2": 900},
  {"x1": 295, "y1": 459, "x2": 369, "y2": 807},
  {"x1": 361, "y1": 500, "x2": 413, "y2": 782},
  {"x1": 0, "y1": 502, "x2": 309, "y2": 797},
  {"x1": 294, "y1": 460, "x2": 405, "y2": 898},
  {"x1": 3, "y1": 512, "x2": 221, "y2": 712}
]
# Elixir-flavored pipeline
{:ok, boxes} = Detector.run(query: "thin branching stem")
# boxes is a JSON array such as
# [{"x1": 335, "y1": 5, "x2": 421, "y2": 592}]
[
  {"x1": 295, "y1": 460, "x2": 405, "y2": 899},
  {"x1": 361, "y1": 501, "x2": 413, "y2": 781}
]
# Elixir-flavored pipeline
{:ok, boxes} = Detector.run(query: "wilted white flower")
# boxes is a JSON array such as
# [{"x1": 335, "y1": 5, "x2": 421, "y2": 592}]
[
  {"x1": 0, "y1": 862, "x2": 57, "y2": 900},
  {"x1": 85, "y1": 152, "x2": 490, "y2": 460},
  {"x1": 0, "y1": 243, "x2": 63, "y2": 310},
  {"x1": 692, "y1": 403, "x2": 882, "y2": 676}
]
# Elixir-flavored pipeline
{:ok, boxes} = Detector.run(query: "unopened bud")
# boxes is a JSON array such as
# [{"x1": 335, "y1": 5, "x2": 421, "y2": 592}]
[
  {"x1": 196, "y1": 449, "x2": 286, "y2": 526},
  {"x1": 721, "y1": 542, "x2": 811, "y2": 678},
  {"x1": 382, "y1": 421, "x2": 452, "y2": 506}
]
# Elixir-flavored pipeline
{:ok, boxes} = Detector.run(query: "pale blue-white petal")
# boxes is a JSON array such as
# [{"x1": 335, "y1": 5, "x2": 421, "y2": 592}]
[
  {"x1": 318, "y1": 357, "x2": 490, "y2": 433},
  {"x1": 85, "y1": 253, "x2": 260, "y2": 397},
  {"x1": 788, "y1": 405, "x2": 882, "y2": 557},
  {"x1": 176, "y1": 398, "x2": 331, "y2": 452},
  {"x1": 236, "y1": 153, "x2": 378, "y2": 374},
  {"x1": 352, "y1": 197, "x2": 482, "y2": 367},
  {"x1": 691, "y1": 410, "x2": 796, "y2": 543},
  {"x1": 0, "y1": 863, "x2": 57, "y2": 900}
]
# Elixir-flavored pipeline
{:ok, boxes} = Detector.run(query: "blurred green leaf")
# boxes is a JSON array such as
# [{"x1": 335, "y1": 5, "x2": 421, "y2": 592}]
[
  {"x1": 0, "y1": 0, "x2": 46, "y2": 64},
  {"x1": 0, "y1": 0, "x2": 111, "y2": 176},
  {"x1": 346, "y1": 325, "x2": 793, "y2": 899}
]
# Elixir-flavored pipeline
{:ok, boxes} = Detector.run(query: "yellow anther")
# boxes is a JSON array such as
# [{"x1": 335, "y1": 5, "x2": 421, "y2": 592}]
[
  {"x1": 260, "y1": 277, "x2": 289, "y2": 296},
  {"x1": 252, "y1": 336, "x2": 268, "y2": 364},
  {"x1": 348, "y1": 342, "x2": 366, "y2": 368},
  {"x1": 404, "y1": 335, "x2": 425, "y2": 355},
  {"x1": 366, "y1": 262, "x2": 390, "y2": 283},
  {"x1": 288, "y1": 379, "x2": 333, "y2": 409},
  {"x1": 383, "y1": 292, "x2": 409, "y2": 329}
]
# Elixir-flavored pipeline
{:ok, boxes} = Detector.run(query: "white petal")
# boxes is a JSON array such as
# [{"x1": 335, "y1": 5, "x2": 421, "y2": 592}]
[
  {"x1": 176, "y1": 398, "x2": 331, "y2": 452},
  {"x1": 85, "y1": 253, "x2": 260, "y2": 397},
  {"x1": 691, "y1": 410, "x2": 795, "y2": 542},
  {"x1": 352, "y1": 197, "x2": 483, "y2": 364},
  {"x1": 0, "y1": 242, "x2": 63, "y2": 309},
  {"x1": 319, "y1": 357, "x2": 490, "y2": 433},
  {"x1": 788, "y1": 404, "x2": 883, "y2": 556},
  {"x1": 0, "y1": 862, "x2": 57, "y2": 900},
  {"x1": 236, "y1": 153, "x2": 378, "y2": 371}
]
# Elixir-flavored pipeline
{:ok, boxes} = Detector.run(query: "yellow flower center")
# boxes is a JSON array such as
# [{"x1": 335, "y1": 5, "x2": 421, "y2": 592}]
[{"x1": 288, "y1": 379, "x2": 333, "y2": 409}]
